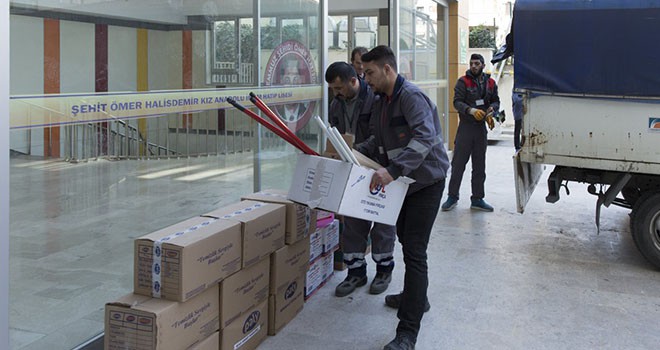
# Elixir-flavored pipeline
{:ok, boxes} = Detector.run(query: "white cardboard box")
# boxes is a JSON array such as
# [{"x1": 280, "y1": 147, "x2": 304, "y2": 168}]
[
  {"x1": 321, "y1": 219, "x2": 340, "y2": 254},
  {"x1": 288, "y1": 155, "x2": 410, "y2": 226},
  {"x1": 308, "y1": 228, "x2": 323, "y2": 264}
]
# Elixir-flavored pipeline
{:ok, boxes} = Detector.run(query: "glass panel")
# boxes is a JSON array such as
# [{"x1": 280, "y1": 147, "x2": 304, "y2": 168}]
[
  {"x1": 5, "y1": 0, "x2": 318, "y2": 349},
  {"x1": 328, "y1": 15, "x2": 349, "y2": 63},
  {"x1": 352, "y1": 16, "x2": 378, "y2": 50},
  {"x1": 260, "y1": 0, "x2": 323, "y2": 190},
  {"x1": 398, "y1": 1, "x2": 449, "y2": 142},
  {"x1": 399, "y1": 0, "x2": 441, "y2": 81}
]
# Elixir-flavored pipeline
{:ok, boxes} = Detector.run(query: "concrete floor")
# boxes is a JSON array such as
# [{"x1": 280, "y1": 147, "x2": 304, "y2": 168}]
[
  {"x1": 9, "y1": 138, "x2": 660, "y2": 350},
  {"x1": 260, "y1": 141, "x2": 660, "y2": 350}
]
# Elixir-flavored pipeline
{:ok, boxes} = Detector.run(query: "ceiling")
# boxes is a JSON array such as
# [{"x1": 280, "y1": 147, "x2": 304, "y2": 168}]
[{"x1": 11, "y1": 0, "x2": 389, "y2": 24}]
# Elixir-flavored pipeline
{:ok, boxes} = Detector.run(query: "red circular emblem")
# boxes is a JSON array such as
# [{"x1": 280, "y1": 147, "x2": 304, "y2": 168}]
[{"x1": 263, "y1": 40, "x2": 318, "y2": 131}]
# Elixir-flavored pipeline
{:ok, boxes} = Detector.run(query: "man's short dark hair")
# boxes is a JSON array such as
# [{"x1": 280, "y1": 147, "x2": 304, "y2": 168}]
[
  {"x1": 470, "y1": 53, "x2": 485, "y2": 64},
  {"x1": 361, "y1": 45, "x2": 398, "y2": 72},
  {"x1": 325, "y1": 62, "x2": 357, "y2": 84},
  {"x1": 351, "y1": 47, "x2": 368, "y2": 62}
]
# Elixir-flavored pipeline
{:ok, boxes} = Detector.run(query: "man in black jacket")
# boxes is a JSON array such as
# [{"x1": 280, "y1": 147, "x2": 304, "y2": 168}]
[
  {"x1": 442, "y1": 53, "x2": 500, "y2": 212},
  {"x1": 325, "y1": 62, "x2": 396, "y2": 297}
]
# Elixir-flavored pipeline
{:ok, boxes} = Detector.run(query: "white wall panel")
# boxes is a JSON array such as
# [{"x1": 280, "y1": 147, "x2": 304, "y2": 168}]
[
  {"x1": 60, "y1": 20, "x2": 94, "y2": 94},
  {"x1": 10, "y1": 15, "x2": 43, "y2": 95},
  {"x1": 192, "y1": 30, "x2": 207, "y2": 88},
  {"x1": 148, "y1": 30, "x2": 181, "y2": 90},
  {"x1": 10, "y1": 15, "x2": 44, "y2": 155},
  {"x1": 108, "y1": 25, "x2": 137, "y2": 92}
]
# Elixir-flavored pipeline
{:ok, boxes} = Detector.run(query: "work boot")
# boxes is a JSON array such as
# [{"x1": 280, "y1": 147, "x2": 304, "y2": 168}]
[
  {"x1": 384, "y1": 292, "x2": 430, "y2": 312},
  {"x1": 441, "y1": 196, "x2": 458, "y2": 211},
  {"x1": 383, "y1": 332, "x2": 416, "y2": 350},
  {"x1": 470, "y1": 198, "x2": 494, "y2": 212},
  {"x1": 335, "y1": 274, "x2": 367, "y2": 297},
  {"x1": 369, "y1": 272, "x2": 392, "y2": 295}
]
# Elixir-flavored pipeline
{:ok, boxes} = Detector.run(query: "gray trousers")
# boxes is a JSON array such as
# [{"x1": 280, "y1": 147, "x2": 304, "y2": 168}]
[
  {"x1": 448, "y1": 122, "x2": 488, "y2": 200},
  {"x1": 342, "y1": 216, "x2": 396, "y2": 276}
]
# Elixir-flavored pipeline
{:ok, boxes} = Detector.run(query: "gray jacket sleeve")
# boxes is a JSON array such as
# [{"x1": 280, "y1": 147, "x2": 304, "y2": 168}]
[{"x1": 386, "y1": 91, "x2": 438, "y2": 179}]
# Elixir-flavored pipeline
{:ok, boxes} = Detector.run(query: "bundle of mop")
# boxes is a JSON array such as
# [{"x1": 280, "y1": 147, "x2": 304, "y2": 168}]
[{"x1": 227, "y1": 93, "x2": 318, "y2": 156}]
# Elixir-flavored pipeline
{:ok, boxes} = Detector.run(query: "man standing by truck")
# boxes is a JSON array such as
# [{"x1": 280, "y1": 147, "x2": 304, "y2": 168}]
[
  {"x1": 442, "y1": 53, "x2": 500, "y2": 212},
  {"x1": 358, "y1": 45, "x2": 450, "y2": 350},
  {"x1": 324, "y1": 61, "x2": 396, "y2": 297}
]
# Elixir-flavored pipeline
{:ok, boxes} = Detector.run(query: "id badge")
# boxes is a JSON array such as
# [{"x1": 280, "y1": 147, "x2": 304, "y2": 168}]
[{"x1": 475, "y1": 99, "x2": 485, "y2": 106}]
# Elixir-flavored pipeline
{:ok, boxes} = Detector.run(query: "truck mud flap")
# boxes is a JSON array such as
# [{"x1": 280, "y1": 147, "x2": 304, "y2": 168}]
[{"x1": 513, "y1": 150, "x2": 545, "y2": 214}]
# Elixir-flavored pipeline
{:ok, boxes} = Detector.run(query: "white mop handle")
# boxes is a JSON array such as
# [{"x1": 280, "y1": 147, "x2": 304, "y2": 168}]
[
  {"x1": 314, "y1": 116, "x2": 350, "y2": 162},
  {"x1": 331, "y1": 126, "x2": 359, "y2": 165}
]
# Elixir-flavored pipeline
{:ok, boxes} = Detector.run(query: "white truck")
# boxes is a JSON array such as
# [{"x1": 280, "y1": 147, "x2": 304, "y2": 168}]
[{"x1": 509, "y1": 0, "x2": 660, "y2": 268}]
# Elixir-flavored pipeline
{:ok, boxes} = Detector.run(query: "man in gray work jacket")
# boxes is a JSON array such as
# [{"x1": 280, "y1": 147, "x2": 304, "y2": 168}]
[
  {"x1": 442, "y1": 53, "x2": 500, "y2": 212},
  {"x1": 325, "y1": 62, "x2": 396, "y2": 297},
  {"x1": 357, "y1": 45, "x2": 450, "y2": 350}
]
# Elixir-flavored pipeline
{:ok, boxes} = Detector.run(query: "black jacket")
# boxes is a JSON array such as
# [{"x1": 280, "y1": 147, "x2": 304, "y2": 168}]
[
  {"x1": 328, "y1": 78, "x2": 376, "y2": 144},
  {"x1": 453, "y1": 70, "x2": 500, "y2": 124}
]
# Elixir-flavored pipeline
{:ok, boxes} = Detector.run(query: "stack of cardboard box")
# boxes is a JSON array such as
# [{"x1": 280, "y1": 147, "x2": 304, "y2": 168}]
[
  {"x1": 240, "y1": 189, "x2": 316, "y2": 335},
  {"x1": 304, "y1": 215, "x2": 339, "y2": 300},
  {"x1": 105, "y1": 195, "x2": 293, "y2": 350}
]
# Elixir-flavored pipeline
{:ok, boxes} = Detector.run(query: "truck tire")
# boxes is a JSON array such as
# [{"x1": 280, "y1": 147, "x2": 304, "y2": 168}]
[
  {"x1": 631, "y1": 191, "x2": 660, "y2": 270},
  {"x1": 622, "y1": 186, "x2": 641, "y2": 207}
]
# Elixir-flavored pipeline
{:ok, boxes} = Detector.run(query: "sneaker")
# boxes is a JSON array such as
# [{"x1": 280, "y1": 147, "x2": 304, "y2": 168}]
[
  {"x1": 383, "y1": 333, "x2": 416, "y2": 350},
  {"x1": 369, "y1": 272, "x2": 392, "y2": 295},
  {"x1": 470, "y1": 199, "x2": 494, "y2": 212},
  {"x1": 335, "y1": 275, "x2": 368, "y2": 297},
  {"x1": 441, "y1": 196, "x2": 458, "y2": 211},
  {"x1": 384, "y1": 292, "x2": 430, "y2": 312}
]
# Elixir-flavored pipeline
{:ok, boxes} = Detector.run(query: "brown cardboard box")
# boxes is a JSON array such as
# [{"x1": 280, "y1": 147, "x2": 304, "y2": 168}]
[
  {"x1": 205, "y1": 200, "x2": 285, "y2": 268},
  {"x1": 219, "y1": 257, "x2": 269, "y2": 329},
  {"x1": 268, "y1": 274, "x2": 304, "y2": 335},
  {"x1": 104, "y1": 284, "x2": 219, "y2": 350},
  {"x1": 268, "y1": 236, "x2": 309, "y2": 335},
  {"x1": 241, "y1": 189, "x2": 318, "y2": 244},
  {"x1": 188, "y1": 331, "x2": 219, "y2": 350},
  {"x1": 323, "y1": 133, "x2": 355, "y2": 160},
  {"x1": 134, "y1": 217, "x2": 242, "y2": 302},
  {"x1": 220, "y1": 300, "x2": 268, "y2": 350}
]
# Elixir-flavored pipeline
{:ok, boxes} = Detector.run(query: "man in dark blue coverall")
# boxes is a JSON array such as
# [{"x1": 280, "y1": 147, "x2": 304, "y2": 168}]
[
  {"x1": 442, "y1": 53, "x2": 500, "y2": 212},
  {"x1": 358, "y1": 45, "x2": 450, "y2": 350},
  {"x1": 325, "y1": 62, "x2": 396, "y2": 297}
]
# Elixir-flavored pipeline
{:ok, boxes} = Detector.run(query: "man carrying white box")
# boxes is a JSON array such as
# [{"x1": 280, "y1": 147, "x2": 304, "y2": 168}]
[
  {"x1": 325, "y1": 61, "x2": 397, "y2": 297},
  {"x1": 359, "y1": 46, "x2": 450, "y2": 350}
]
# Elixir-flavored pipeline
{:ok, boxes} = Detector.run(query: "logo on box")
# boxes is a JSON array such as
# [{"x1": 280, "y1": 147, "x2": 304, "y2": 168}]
[
  {"x1": 243, "y1": 310, "x2": 261, "y2": 334},
  {"x1": 285, "y1": 281, "x2": 297, "y2": 300},
  {"x1": 369, "y1": 184, "x2": 386, "y2": 196}
]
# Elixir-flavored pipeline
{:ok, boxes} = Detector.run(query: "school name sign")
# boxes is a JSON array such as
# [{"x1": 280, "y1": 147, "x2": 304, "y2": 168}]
[{"x1": 9, "y1": 86, "x2": 322, "y2": 129}]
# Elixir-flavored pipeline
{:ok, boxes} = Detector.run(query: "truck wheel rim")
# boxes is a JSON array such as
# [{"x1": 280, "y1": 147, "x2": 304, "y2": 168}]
[{"x1": 652, "y1": 210, "x2": 660, "y2": 251}]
